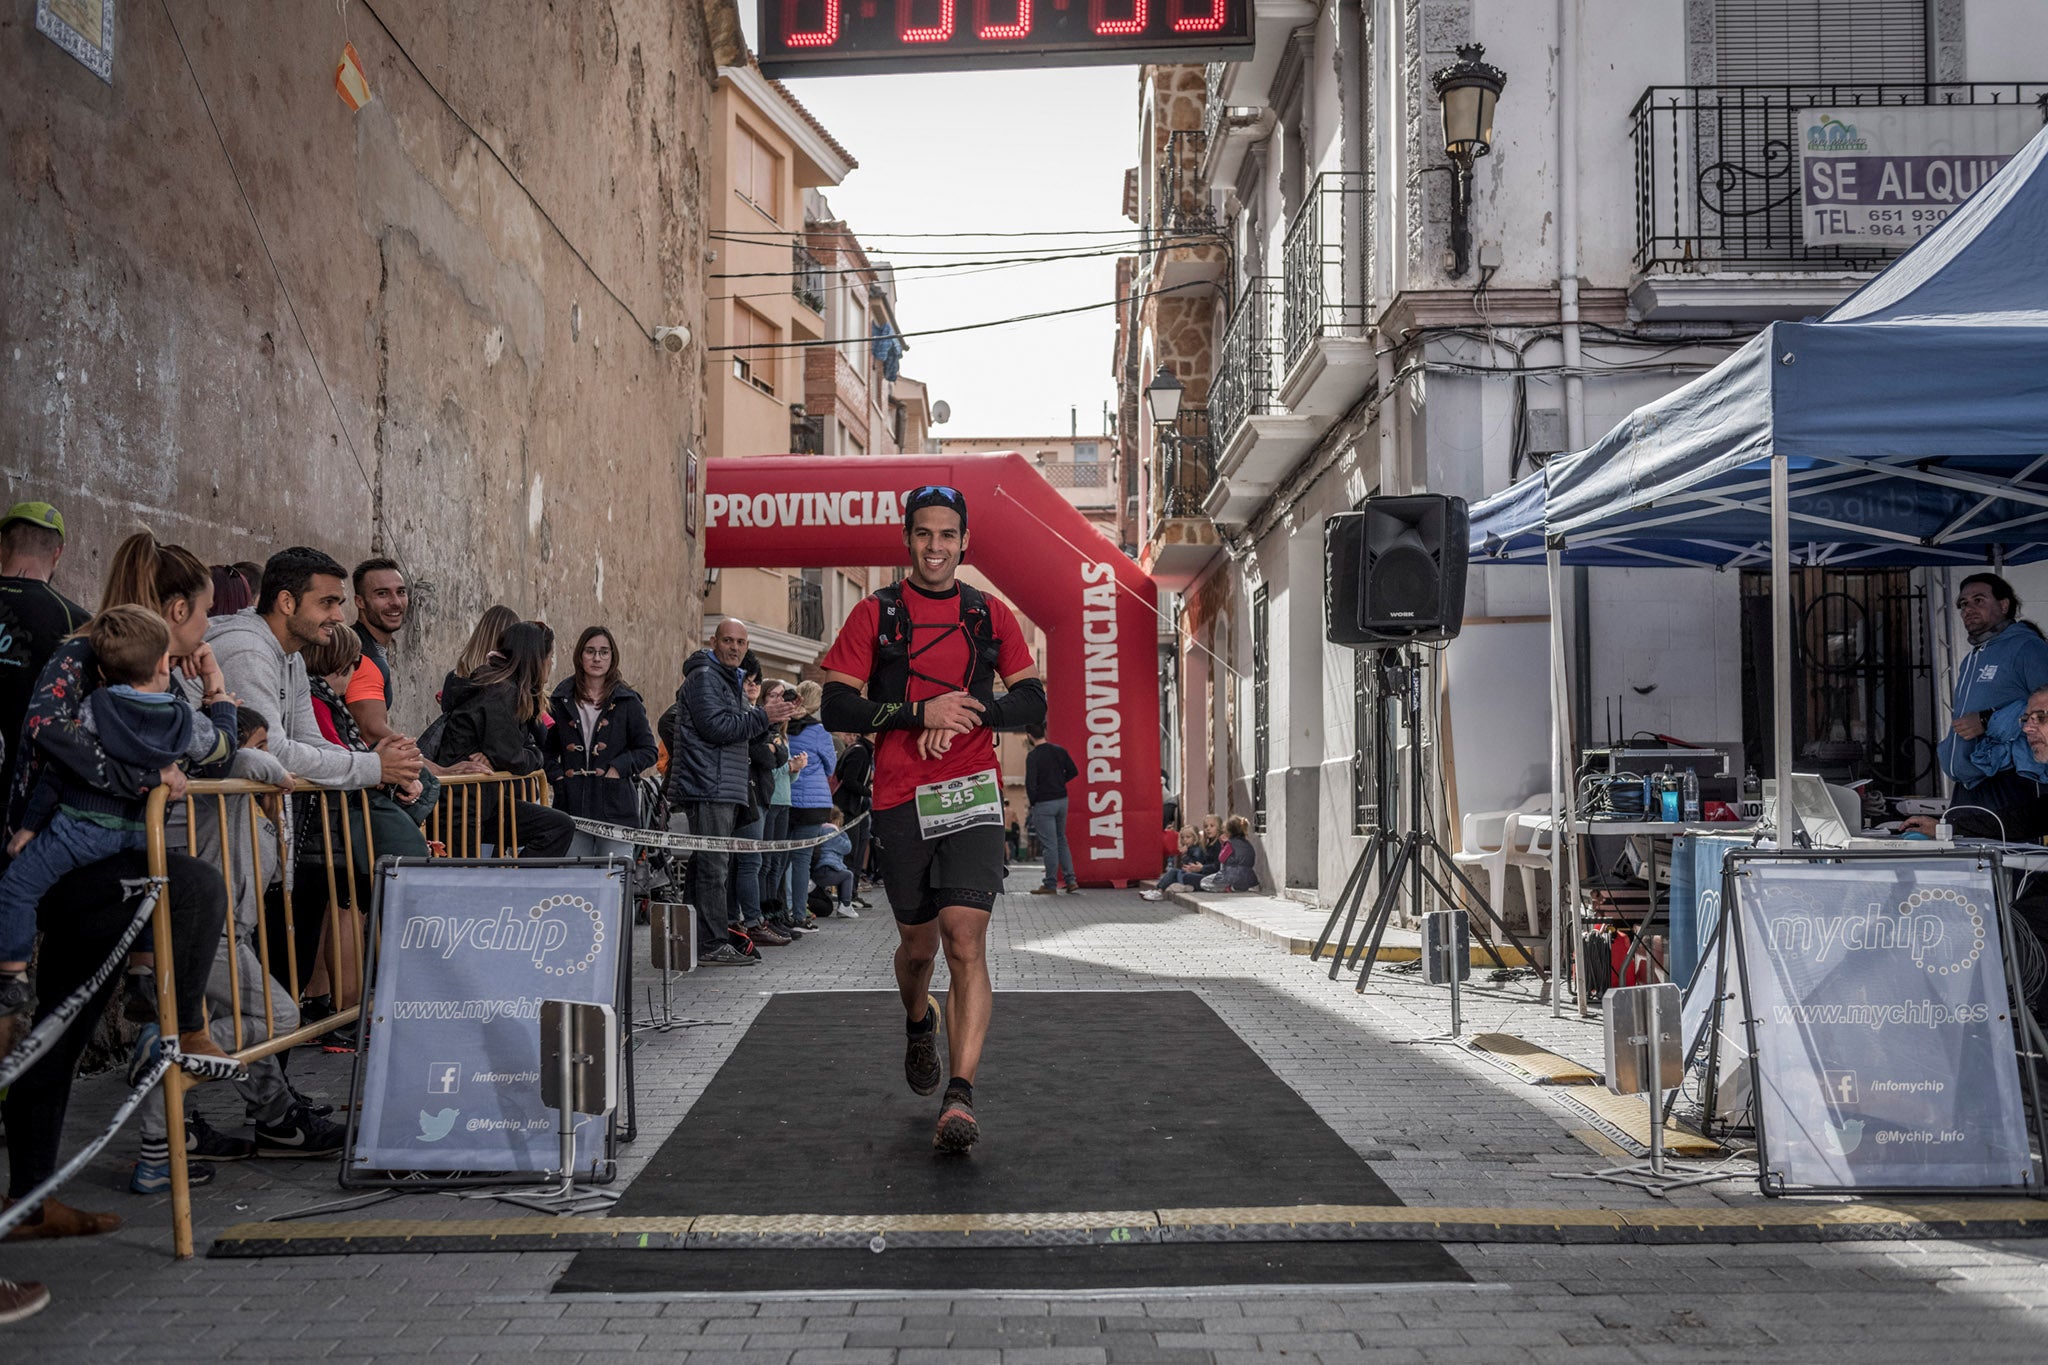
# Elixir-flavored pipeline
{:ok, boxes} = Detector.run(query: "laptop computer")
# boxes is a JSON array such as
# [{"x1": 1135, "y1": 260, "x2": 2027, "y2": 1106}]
[{"x1": 1761, "y1": 774, "x2": 1851, "y2": 847}]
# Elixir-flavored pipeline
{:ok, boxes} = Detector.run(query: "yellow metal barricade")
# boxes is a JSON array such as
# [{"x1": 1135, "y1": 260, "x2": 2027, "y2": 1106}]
[{"x1": 143, "y1": 770, "x2": 547, "y2": 1257}]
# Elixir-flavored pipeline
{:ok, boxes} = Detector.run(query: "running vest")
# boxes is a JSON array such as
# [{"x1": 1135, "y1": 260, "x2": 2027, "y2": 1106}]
[{"x1": 866, "y1": 582, "x2": 1004, "y2": 708}]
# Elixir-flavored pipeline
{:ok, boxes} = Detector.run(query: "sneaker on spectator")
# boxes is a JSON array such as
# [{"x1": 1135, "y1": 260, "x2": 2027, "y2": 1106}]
[
  {"x1": 749, "y1": 921, "x2": 793, "y2": 947},
  {"x1": 120, "y1": 968, "x2": 157, "y2": 1024},
  {"x1": 1139, "y1": 889, "x2": 1165, "y2": 902},
  {"x1": 698, "y1": 943, "x2": 762, "y2": 967},
  {"x1": 783, "y1": 917, "x2": 820, "y2": 935},
  {"x1": 833, "y1": 905, "x2": 860, "y2": 919},
  {"x1": 168, "y1": 1031, "x2": 245, "y2": 1084},
  {"x1": 185, "y1": 1112, "x2": 256, "y2": 1161},
  {"x1": 0, "y1": 1277, "x2": 51, "y2": 1324},
  {"x1": 127, "y1": 1022, "x2": 163, "y2": 1086},
  {"x1": 129, "y1": 1158, "x2": 216, "y2": 1195},
  {"x1": 254, "y1": 1101, "x2": 347, "y2": 1159}
]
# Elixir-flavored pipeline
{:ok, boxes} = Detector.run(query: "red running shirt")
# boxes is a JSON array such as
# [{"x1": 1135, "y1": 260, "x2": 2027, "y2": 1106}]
[{"x1": 821, "y1": 583, "x2": 1036, "y2": 813}]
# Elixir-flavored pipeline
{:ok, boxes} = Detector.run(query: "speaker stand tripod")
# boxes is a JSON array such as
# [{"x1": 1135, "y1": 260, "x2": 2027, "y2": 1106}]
[{"x1": 1312, "y1": 648, "x2": 1545, "y2": 997}]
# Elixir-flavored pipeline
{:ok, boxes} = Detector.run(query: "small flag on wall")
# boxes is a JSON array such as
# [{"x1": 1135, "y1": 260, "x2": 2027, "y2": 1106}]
[{"x1": 336, "y1": 41, "x2": 372, "y2": 112}]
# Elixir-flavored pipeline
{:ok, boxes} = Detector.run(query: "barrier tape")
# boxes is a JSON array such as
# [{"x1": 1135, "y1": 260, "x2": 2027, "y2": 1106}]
[
  {"x1": 0, "y1": 877, "x2": 164, "y2": 1094},
  {"x1": 569, "y1": 809, "x2": 870, "y2": 854},
  {"x1": 0, "y1": 1051, "x2": 174, "y2": 1240}
]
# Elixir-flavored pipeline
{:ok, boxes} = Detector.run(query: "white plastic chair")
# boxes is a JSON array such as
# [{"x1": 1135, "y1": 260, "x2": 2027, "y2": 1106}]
[
  {"x1": 1451, "y1": 806, "x2": 1524, "y2": 923},
  {"x1": 1503, "y1": 805, "x2": 1556, "y2": 935}
]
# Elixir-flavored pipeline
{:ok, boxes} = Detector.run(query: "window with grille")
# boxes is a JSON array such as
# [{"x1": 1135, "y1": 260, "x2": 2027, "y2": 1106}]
[
  {"x1": 731, "y1": 302, "x2": 778, "y2": 396},
  {"x1": 735, "y1": 121, "x2": 782, "y2": 219},
  {"x1": 1713, "y1": 0, "x2": 1928, "y2": 83},
  {"x1": 1251, "y1": 584, "x2": 1269, "y2": 832}
]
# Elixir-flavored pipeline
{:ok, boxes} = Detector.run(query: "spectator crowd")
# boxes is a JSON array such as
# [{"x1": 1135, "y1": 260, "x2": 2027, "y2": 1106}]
[{"x1": 0, "y1": 506, "x2": 878, "y2": 1324}]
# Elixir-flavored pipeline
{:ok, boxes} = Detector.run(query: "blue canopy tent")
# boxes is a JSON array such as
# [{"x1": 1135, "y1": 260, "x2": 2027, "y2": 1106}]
[{"x1": 1466, "y1": 122, "x2": 2048, "y2": 1006}]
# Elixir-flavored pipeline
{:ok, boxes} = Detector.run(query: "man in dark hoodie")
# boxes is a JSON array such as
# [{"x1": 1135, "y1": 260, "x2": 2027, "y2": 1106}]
[{"x1": 663, "y1": 619, "x2": 796, "y2": 965}]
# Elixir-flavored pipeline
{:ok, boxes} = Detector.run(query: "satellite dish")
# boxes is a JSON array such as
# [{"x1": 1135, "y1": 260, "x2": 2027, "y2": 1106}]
[{"x1": 932, "y1": 400, "x2": 951, "y2": 425}]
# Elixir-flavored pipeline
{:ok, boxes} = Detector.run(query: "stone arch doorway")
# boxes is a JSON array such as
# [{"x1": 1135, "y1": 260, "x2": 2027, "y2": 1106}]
[{"x1": 704, "y1": 453, "x2": 1163, "y2": 885}]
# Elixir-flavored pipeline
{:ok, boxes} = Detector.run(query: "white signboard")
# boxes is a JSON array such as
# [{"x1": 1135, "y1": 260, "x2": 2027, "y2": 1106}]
[
  {"x1": 1800, "y1": 105, "x2": 2037, "y2": 246},
  {"x1": 1732, "y1": 856, "x2": 2034, "y2": 1192}
]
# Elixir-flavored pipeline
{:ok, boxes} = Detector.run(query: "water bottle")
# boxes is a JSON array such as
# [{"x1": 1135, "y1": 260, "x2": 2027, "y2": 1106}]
[
  {"x1": 1681, "y1": 767, "x2": 1701, "y2": 823},
  {"x1": 1741, "y1": 765, "x2": 1762, "y2": 820},
  {"x1": 1658, "y1": 765, "x2": 1680, "y2": 822}
]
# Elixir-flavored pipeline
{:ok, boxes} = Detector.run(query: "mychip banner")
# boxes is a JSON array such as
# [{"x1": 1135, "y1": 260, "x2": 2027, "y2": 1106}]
[
  {"x1": 350, "y1": 859, "x2": 627, "y2": 1179},
  {"x1": 1731, "y1": 854, "x2": 2035, "y2": 1192},
  {"x1": 1800, "y1": 104, "x2": 2037, "y2": 247}
]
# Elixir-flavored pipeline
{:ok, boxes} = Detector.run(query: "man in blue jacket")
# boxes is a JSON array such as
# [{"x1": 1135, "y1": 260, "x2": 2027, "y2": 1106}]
[
  {"x1": 664, "y1": 619, "x2": 796, "y2": 965},
  {"x1": 1940, "y1": 574, "x2": 2048, "y2": 813}
]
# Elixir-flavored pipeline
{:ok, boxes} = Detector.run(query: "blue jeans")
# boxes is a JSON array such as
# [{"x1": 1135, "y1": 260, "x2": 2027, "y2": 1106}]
[
  {"x1": 0, "y1": 814, "x2": 142, "y2": 961},
  {"x1": 785, "y1": 822, "x2": 828, "y2": 917},
  {"x1": 731, "y1": 812, "x2": 765, "y2": 927},
  {"x1": 1028, "y1": 798, "x2": 1076, "y2": 889}
]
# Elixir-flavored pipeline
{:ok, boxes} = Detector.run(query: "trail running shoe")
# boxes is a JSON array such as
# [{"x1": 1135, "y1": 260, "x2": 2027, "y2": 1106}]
[
  {"x1": 933, "y1": 1084, "x2": 979, "y2": 1153},
  {"x1": 904, "y1": 996, "x2": 943, "y2": 1096}
]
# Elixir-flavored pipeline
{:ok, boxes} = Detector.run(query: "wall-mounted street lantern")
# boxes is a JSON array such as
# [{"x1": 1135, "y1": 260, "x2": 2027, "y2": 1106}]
[
  {"x1": 1431, "y1": 43, "x2": 1507, "y2": 279},
  {"x1": 1145, "y1": 365, "x2": 1185, "y2": 426}
]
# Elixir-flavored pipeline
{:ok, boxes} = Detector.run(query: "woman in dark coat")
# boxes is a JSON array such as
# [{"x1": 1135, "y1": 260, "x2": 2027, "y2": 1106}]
[
  {"x1": 545, "y1": 626, "x2": 658, "y2": 826},
  {"x1": 436, "y1": 621, "x2": 574, "y2": 856}
]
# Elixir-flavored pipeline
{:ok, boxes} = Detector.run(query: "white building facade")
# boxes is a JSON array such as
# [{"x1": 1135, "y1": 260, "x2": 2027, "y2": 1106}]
[{"x1": 1124, "y1": 1, "x2": 2048, "y2": 903}]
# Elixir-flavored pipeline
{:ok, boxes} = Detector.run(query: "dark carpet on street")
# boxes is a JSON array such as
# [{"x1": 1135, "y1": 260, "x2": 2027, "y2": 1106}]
[{"x1": 556, "y1": 989, "x2": 1467, "y2": 1292}]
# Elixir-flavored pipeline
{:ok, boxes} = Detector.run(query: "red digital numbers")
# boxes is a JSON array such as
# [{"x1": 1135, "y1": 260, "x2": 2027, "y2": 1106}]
[
  {"x1": 1170, "y1": 0, "x2": 1224, "y2": 32},
  {"x1": 1091, "y1": 0, "x2": 1147, "y2": 37},
  {"x1": 900, "y1": 0, "x2": 956, "y2": 41},
  {"x1": 976, "y1": 0, "x2": 1032, "y2": 39},
  {"x1": 784, "y1": 0, "x2": 842, "y2": 46}
]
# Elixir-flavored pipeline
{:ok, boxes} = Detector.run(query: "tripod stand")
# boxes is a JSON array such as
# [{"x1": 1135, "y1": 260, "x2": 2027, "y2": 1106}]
[{"x1": 1312, "y1": 646, "x2": 1544, "y2": 994}]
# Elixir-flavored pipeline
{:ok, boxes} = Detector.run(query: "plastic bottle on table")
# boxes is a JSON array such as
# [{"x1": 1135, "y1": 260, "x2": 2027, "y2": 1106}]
[{"x1": 1681, "y1": 767, "x2": 1701, "y2": 822}]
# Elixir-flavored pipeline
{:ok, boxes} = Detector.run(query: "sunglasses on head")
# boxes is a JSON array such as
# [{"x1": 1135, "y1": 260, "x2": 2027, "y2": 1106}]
[{"x1": 906, "y1": 485, "x2": 962, "y2": 504}]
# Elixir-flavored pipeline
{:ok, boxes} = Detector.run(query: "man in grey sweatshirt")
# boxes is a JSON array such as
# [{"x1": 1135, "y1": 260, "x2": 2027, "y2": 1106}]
[{"x1": 206, "y1": 547, "x2": 422, "y2": 794}]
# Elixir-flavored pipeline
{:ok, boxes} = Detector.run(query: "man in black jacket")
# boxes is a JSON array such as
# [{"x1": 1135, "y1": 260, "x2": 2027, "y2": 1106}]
[
  {"x1": 664, "y1": 619, "x2": 795, "y2": 965},
  {"x1": 1024, "y1": 725, "x2": 1080, "y2": 894}
]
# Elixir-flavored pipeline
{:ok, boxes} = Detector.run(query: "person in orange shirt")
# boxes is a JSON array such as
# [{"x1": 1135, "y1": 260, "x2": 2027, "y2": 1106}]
[{"x1": 344, "y1": 557, "x2": 484, "y2": 776}]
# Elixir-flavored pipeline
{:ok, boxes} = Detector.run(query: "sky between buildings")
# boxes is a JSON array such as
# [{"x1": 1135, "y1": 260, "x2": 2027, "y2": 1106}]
[{"x1": 743, "y1": 14, "x2": 1143, "y2": 440}]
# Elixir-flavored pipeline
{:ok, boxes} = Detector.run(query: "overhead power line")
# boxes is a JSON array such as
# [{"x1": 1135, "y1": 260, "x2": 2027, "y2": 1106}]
[
  {"x1": 707, "y1": 280, "x2": 1213, "y2": 355},
  {"x1": 712, "y1": 241, "x2": 1163, "y2": 282}
]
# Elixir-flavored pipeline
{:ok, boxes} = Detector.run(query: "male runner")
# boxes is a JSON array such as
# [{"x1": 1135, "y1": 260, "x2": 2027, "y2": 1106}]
[{"x1": 819, "y1": 486, "x2": 1044, "y2": 1152}]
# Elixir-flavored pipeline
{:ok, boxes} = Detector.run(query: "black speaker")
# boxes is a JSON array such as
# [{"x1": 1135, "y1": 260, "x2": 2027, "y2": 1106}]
[{"x1": 1324, "y1": 495, "x2": 1469, "y2": 646}]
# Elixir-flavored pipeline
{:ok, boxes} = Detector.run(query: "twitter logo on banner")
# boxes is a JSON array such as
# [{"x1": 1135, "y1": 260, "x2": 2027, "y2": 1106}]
[{"x1": 418, "y1": 1108, "x2": 460, "y2": 1143}]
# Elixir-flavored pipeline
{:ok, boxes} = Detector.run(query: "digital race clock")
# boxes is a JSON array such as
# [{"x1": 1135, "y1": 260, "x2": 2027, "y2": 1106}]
[{"x1": 757, "y1": 0, "x2": 1255, "y2": 78}]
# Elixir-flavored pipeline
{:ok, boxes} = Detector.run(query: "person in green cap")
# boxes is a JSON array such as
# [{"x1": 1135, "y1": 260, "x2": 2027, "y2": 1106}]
[{"x1": 0, "y1": 503, "x2": 89, "y2": 837}]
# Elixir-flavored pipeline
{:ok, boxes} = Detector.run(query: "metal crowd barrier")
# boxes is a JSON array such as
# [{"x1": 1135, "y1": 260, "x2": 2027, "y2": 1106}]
[{"x1": 142, "y1": 769, "x2": 547, "y2": 1258}]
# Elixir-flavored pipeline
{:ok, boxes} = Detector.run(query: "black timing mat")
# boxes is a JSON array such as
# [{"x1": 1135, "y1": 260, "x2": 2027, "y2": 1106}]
[{"x1": 556, "y1": 990, "x2": 1466, "y2": 1292}]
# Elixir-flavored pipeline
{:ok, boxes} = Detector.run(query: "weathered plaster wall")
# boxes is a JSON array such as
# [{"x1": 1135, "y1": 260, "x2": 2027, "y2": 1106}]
[{"x1": 2, "y1": 1, "x2": 717, "y2": 730}]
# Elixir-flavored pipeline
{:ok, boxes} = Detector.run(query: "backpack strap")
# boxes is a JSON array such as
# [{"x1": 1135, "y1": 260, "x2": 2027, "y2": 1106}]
[{"x1": 866, "y1": 581, "x2": 1004, "y2": 704}]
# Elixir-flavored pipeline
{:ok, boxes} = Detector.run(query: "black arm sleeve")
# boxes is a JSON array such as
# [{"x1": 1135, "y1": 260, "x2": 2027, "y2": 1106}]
[
  {"x1": 982, "y1": 676, "x2": 1047, "y2": 732},
  {"x1": 820, "y1": 680, "x2": 927, "y2": 734}
]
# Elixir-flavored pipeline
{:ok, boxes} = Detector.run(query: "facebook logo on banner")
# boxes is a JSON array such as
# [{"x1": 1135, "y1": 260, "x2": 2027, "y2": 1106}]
[{"x1": 428, "y1": 1063, "x2": 461, "y2": 1095}]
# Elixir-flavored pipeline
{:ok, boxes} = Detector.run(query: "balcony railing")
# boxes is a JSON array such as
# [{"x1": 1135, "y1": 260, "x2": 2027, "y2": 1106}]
[
  {"x1": 1158, "y1": 128, "x2": 1217, "y2": 237},
  {"x1": 1212, "y1": 278, "x2": 1281, "y2": 451},
  {"x1": 1038, "y1": 461, "x2": 1112, "y2": 490},
  {"x1": 1203, "y1": 63, "x2": 1228, "y2": 147},
  {"x1": 1157, "y1": 408, "x2": 1215, "y2": 521},
  {"x1": 788, "y1": 576, "x2": 824, "y2": 640},
  {"x1": 793, "y1": 243, "x2": 826, "y2": 313},
  {"x1": 1631, "y1": 82, "x2": 2048, "y2": 273},
  {"x1": 1281, "y1": 171, "x2": 1369, "y2": 374},
  {"x1": 792, "y1": 412, "x2": 824, "y2": 455}
]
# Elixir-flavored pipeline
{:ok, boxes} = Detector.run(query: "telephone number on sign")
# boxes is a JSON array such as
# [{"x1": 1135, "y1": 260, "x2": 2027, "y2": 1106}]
[{"x1": 1855, "y1": 208, "x2": 1953, "y2": 224}]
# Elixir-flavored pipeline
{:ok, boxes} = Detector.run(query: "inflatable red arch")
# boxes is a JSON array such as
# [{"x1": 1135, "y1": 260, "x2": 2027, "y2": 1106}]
[{"x1": 704, "y1": 454, "x2": 1163, "y2": 885}]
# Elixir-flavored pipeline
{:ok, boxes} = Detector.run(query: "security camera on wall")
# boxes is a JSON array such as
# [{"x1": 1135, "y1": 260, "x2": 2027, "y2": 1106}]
[{"x1": 654, "y1": 325, "x2": 691, "y2": 353}]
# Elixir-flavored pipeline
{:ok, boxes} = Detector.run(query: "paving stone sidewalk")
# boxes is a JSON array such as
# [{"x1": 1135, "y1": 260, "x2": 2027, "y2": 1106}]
[{"x1": 3, "y1": 869, "x2": 2044, "y2": 1362}]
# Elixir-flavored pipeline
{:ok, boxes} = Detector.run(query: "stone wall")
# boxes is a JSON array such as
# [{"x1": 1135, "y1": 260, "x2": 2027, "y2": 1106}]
[{"x1": 1, "y1": 1, "x2": 724, "y2": 731}]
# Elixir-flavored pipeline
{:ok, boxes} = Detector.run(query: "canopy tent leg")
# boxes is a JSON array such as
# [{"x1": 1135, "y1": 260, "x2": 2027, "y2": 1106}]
[
  {"x1": 1771, "y1": 453, "x2": 1801, "y2": 848},
  {"x1": 1547, "y1": 547, "x2": 1567, "y2": 1016}
]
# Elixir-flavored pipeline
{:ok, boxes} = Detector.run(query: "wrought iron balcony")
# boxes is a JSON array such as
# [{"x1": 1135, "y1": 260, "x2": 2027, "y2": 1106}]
[
  {"x1": 1157, "y1": 128, "x2": 1217, "y2": 237},
  {"x1": 1281, "y1": 171, "x2": 1369, "y2": 374},
  {"x1": 1156, "y1": 409, "x2": 1215, "y2": 521},
  {"x1": 792, "y1": 243, "x2": 826, "y2": 313},
  {"x1": 1211, "y1": 278, "x2": 1281, "y2": 452},
  {"x1": 792, "y1": 412, "x2": 824, "y2": 456},
  {"x1": 1631, "y1": 82, "x2": 2048, "y2": 274},
  {"x1": 1202, "y1": 63, "x2": 1228, "y2": 147},
  {"x1": 788, "y1": 576, "x2": 824, "y2": 641}
]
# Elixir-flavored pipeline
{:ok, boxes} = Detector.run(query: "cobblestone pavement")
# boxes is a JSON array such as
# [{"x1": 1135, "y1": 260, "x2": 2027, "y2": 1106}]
[{"x1": 4, "y1": 870, "x2": 2045, "y2": 1361}]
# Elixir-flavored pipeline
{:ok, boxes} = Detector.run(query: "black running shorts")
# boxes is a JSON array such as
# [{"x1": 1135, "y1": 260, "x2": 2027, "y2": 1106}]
[{"x1": 871, "y1": 799, "x2": 1007, "y2": 925}]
